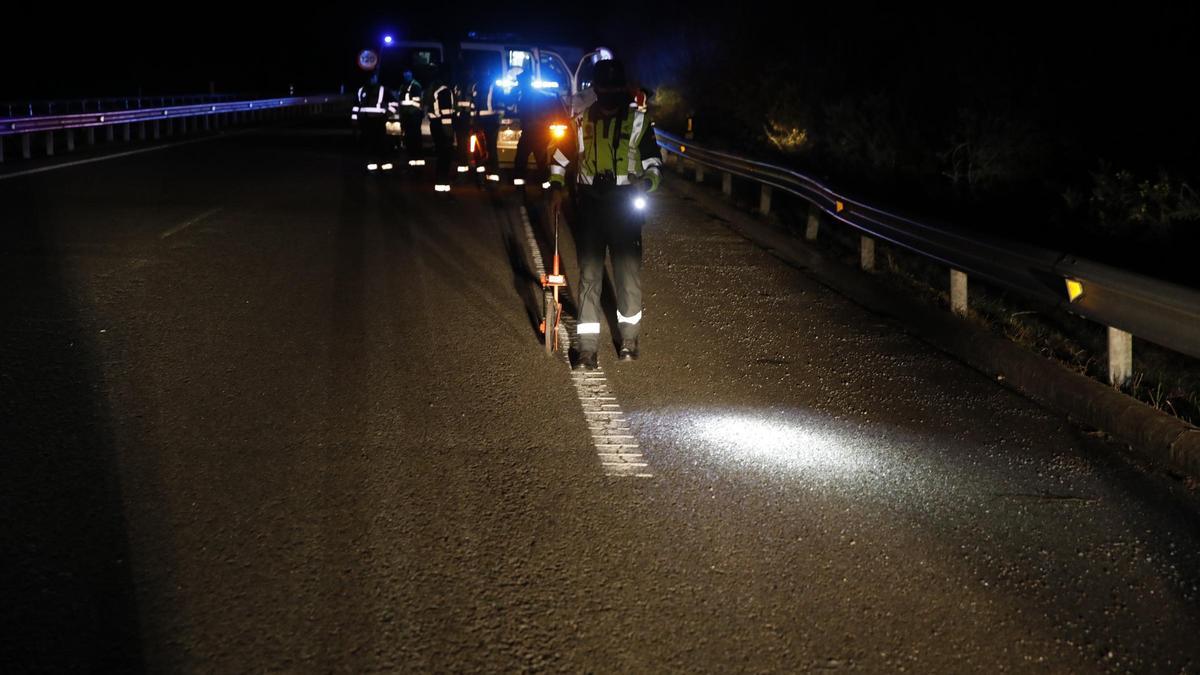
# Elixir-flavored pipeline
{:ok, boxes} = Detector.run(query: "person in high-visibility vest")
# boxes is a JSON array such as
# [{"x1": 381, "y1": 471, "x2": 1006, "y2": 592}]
[
  {"x1": 356, "y1": 76, "x2": 395, "y2": 172},
  {"x1": 472, "y1": 74, "x2": 502, "y2": 183},
  {"x1": 398, "y1": 69, "x2": 425, "y2": 169},
  {"x1": 425, "y1": 71, "x2": 456, "y2": 192},
  {"x1": 452, "y1": 72, "x2": 476, "y2": 180},
  {"x1": 547, "y1": 59, "x2": 663, "y2": 369},
  {"x1": 512, "y1": 69, "x2": 552, "y2": 188}
]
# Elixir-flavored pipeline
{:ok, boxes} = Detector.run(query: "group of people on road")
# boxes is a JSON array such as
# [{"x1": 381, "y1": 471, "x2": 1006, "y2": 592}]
[
  {"x1": 355, "y1": 58, "x2": 661, "y2": 370},
  {"x1": 354, "y1": 65, "x2": 557, "y2": 193}
]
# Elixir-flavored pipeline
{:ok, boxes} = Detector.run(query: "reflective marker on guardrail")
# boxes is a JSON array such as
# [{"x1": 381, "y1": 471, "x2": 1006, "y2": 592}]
[{"x1": 1065, "y1": 279, "x2": 1085, "y2": 303}]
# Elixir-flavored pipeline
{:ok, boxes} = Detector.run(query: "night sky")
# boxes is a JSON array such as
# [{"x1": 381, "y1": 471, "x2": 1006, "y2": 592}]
[
  {"x1": 1, "y1": 4, "x2": 606, "y2": 100},
  {"x1": 4, "y1": 5, "x2": 1196, "y2": 104},
  {"x1": 4, "y1": 4, "x2": 1198, "y2": 175}
]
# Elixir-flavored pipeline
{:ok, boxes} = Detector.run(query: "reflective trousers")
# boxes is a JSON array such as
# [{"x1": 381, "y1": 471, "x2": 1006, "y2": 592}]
[
  {"x1": 514, "y1": 127, "x2": 548, "y2": 183},
  {"x1": 574, "y1": 187, "x2": 644, "y2": 351},
  {"x1": 429, "y1": 118, "x2": 453, "y2": 184},
  {"x1": 400, "y1": 111, "x2": 423, "y2": 159},
  {"x1": 359, "y1": 116, "x2": 388, "y2": 165}
]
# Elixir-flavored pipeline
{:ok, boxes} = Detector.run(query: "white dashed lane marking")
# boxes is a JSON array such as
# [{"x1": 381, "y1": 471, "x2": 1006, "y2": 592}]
[{"x1": 519, "y1": 205, "x2": 652, "y2": 478}]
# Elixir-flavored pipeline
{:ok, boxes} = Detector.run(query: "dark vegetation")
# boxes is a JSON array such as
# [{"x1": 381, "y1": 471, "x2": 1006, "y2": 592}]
[
  {"x1": 630, "y1": 5, "x2": 1200, "y2": 424},
  {"x1": 625, "y1": 7, "x2": 1200, "y2": 287}
]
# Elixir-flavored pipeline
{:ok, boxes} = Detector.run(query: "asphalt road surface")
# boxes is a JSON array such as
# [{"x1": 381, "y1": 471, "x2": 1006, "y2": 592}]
[{"x1": 4, "y1": 122, "x2": 1200, "y2": 672}]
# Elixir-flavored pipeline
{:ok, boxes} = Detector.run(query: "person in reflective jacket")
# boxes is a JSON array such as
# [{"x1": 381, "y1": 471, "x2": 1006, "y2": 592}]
[
  {"x1": 425, "y1": 68, "x2": 456, "y2": 193},
  {"x1": 473, "y1": 72, "x2": 502, "y2": 183},
  {"x1": 398, "y1": 69, "x2": 425, "y2": 169},
  {"x1": 547, "y1": 58, "x2": 663, "y2": 369},
  {"x1": 452, "y1": 69, "x2": 477, "y2": 179},
  {"x1": 356, "y1": 75, "x2": 395, "y2": 172},
  {"x1": 512, "y1": 69, "x2": 551, "y2": 188}
]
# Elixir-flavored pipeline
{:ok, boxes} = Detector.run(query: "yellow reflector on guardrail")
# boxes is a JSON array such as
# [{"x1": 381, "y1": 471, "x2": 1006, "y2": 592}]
[
  {"x1": 1065, "y1": 278, "x2": 1084, "y2": 303},
  {"x1": 835, "y1": 200, "x2": 845, "y2": 213},
  {"x1": 680, "y1": 145, "x2": 686, "y2": 153}
]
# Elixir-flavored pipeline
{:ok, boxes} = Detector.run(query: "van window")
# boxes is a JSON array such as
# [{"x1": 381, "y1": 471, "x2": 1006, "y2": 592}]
[
  {"x1": 458, "y1": 48, "x2": 502, "y2": 83},
  {"x1": 386, "y1": 47, "x2": 442, "y2": 89},
  {"x1": 507, "y1": 49, "x2": 534, "y2": 74},
  {"x1": 537, "y1": 53, "x2": 571, "y2": 94}
]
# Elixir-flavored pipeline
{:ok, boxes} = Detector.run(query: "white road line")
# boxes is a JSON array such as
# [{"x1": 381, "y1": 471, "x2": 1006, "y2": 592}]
[
  {"x1": 519, "y1": 204, "x2": 652, "y2": 478},
  {"x1": 0, "y1": 130, "x2": 253, "y2": 181},
  {"x1": 161, "y1": 207, "x2": 223, "y2": 239}
]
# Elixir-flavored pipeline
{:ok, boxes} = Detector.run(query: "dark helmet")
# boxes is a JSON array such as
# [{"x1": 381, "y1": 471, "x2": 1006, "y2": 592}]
[{"x1": 592, "y1": 59, "x2": 626, "y2": 88}]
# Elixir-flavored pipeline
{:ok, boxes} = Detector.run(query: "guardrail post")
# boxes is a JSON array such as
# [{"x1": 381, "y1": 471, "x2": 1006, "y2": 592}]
[
  {"x1": 45, "y1": 131, "x2": 54, "y2": 156},
  {"x1": 122, "y1": 123, "x2": 131, "y2": 142},
  {"x1": 106, "y1": 125, "x2": 115, "y2": 142},
  {"x1": 153, "y1": 120, "x2": 161, "y2": 139},
  {"x1": 21, "y1": 134, "x2": 31, "y2": 159},
  {"x1": 1108, "y1": 327, "x2": 1133, "y2": 387},
  {"x1": 0, "y1": 138, "x2": 5, "y2": 163},
  {"x1": 805, "y1": 204, "x2": 820, "y2": 241},
  {"x1": 87, "y1": 128, "x2": 95, "y2": 146},
  {"x1": 759, "y1": 185, "x2": 772, "y2": 216},
  {"x1": 722, "y1": 172, "x2": 732, "y2": 197},
  {"x1": 695, "y1": 162, "x2": 704, "y2": 183},
  {"x1": 950, "y1": 269, "x2": 968, "y2": 315},
  {"x1": 139, "y1": 122, "x2": 147, "y2": 140},
  {"x1": 860, "y1": 235, "x2": 875, "y2": 271},
  {"x1": 204, "y1": 115, "x2": 211, "y2": 131},
  {"x1": 66, "y1": 129, "x2": 75, "y2": 152}
]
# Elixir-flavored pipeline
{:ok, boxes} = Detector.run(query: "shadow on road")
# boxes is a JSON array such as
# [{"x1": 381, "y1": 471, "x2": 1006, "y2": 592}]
[{"x1": 0, "y1": 180, "x2": 145, "y2": 670}]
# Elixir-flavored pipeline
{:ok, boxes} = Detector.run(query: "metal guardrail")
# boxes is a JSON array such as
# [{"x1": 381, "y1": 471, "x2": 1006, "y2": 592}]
[
  {"x1": 655, "y1": 128, "x2": 1200, "y2": 377},
  {"x1": 1, "y1": 94, "x2": 241, "y2": 118},
  {"x1": 0, "y1": 94, "x2": 349, "y2": 164},
  {"x1": 0, "y1": 95, "x2": 346, "y2": 136}
]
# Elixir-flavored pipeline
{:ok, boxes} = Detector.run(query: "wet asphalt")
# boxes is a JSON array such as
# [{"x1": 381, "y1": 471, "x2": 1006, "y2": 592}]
[{"x1": 3, "y1": 123, "x2": 1200, "y2": 672}]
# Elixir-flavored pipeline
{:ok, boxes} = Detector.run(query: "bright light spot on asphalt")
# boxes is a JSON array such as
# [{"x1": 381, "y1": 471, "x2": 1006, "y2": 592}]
[
  {"x1": 633, "y1": 196, "x2": 647, "y2": 210},
  {"x1": 697, "y1": 413, "x2": 863, "y2": 469},
  {"x1": 631, "y1": 408, "x2": 888, "y2": 476}
]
